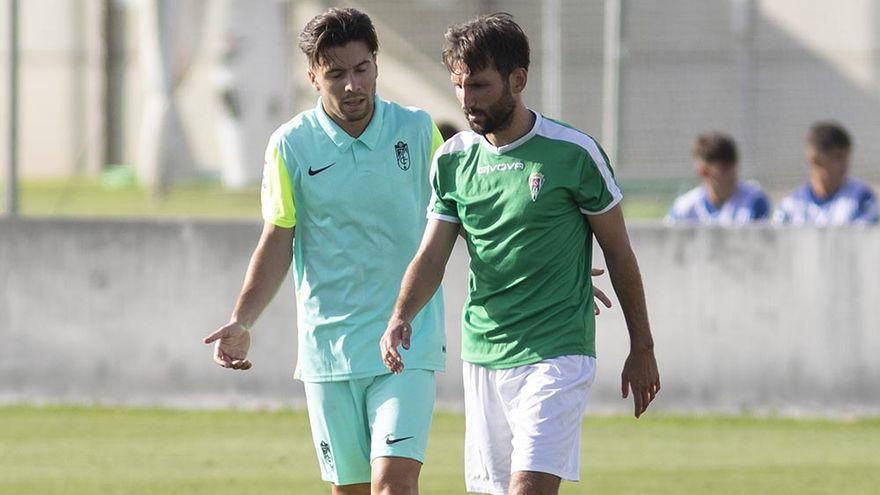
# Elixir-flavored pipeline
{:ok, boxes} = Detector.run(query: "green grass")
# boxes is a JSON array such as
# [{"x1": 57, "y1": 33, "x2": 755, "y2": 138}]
[
  {"x1": 10, "y1": 179, "x2": 261, "y2": 219},
  {"x1": 1, "y1": 406, "x2": 878, "y2": 494},
  {"x1": 4, "y1": 179, "x2": 677, "y2": 220}
]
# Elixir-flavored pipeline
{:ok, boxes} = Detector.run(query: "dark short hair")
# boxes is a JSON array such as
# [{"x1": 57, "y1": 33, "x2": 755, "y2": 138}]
[
  {"x1": 807, "y1": 121, "x2": 851, "y2": 152},
  {"x1": 693, "y1": 132, "x2": 738, "y2": 165},
  {"x1": 442, "y1": 13, "x2": 530, "y2": 78},
  {"x1": 298, "y1": 8, "x2": 378, "y2": 67}
]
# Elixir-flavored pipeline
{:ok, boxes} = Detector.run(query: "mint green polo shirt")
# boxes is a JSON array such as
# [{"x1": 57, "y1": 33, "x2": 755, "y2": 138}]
[{"x1": 261, "y1": 96, "x2": 446, "y2": 382}]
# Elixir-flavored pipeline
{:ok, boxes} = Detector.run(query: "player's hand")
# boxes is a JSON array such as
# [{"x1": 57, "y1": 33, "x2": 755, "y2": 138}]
[
  {"x1": 203, "y1": 321, "x2": 252, "y2": 370},
  {"x1": 380, "y1": 316, "x2": 412, "y2": 374},
  {"x1": 621, "y1": 347, "x2": 660, "y2": 418},
  {"x1": 591, "y1": 268, "x2": 613, "y2": 315}
]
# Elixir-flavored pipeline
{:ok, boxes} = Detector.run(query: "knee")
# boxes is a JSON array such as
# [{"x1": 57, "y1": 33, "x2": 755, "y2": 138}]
[
  {"x1": 372, "y1": 473, "x2": 417, "y2": 495},
  {"x1": 372, "y1": 463, "x2": 419, "y2": 495}
]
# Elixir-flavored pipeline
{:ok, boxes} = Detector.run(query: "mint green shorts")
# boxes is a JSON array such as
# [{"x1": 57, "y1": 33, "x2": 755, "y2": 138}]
[{"x1": 302, "y1": 369, "x2": 436, "y2": 486}]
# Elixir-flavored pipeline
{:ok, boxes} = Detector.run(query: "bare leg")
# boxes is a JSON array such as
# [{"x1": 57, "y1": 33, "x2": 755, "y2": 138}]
[
  {"x1": 371, "y1": 456, "x2": 422, "y2": 495},
  {"x1": 332, "y1": 482, "x2": 371, "y2": 495},
  {"x1": 508, "y1": 471, "x2": 561, "y2": 495}
]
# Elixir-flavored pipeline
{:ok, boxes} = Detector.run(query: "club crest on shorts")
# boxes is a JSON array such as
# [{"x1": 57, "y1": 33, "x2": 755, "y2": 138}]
[
  {"x1": 529, "y1": 172, "x2": 545, "y2": 201},
  {"x1": 395, "y1": 141, "x2": 411, "y2": 171}
]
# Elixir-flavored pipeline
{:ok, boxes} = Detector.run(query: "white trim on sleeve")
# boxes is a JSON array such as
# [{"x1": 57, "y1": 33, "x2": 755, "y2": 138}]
[{"x1": 427, "y1": 212, "x2": 461, "y2": 223}]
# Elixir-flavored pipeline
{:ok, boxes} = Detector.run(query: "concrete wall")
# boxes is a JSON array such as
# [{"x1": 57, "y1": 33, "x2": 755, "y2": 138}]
[{"x1": 1, "y1": 218, "x2": 879, "y2": 415}]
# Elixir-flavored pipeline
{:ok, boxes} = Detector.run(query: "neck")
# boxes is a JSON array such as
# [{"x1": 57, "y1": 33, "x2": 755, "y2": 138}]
[
  {"x1": 706, "y1": 182, "x2": 736, "y2": 207},
  {"x1": 484, "y1": 105, "x2": 534, "y2": 148},
  {"x1": 810, "y1": 173, "x2": 843, "y2": 200},
  {"x1": 326, "y1": 104, "x2": 373, "y2": 139}
]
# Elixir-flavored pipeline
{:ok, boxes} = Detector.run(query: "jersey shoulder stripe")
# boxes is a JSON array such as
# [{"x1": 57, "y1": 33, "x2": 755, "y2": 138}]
[
  {"x1": 535, "y1": 118, "x2": 623, "y2": 212},
  {"x1": 435, "y1": 130, "x2": 482, "y2": 159}
]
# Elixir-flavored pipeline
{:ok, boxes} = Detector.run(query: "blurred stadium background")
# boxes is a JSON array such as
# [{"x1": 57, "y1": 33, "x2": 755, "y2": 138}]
[
  {"x1": 4, "y1": 0, "x2": 880, "y2": 201},
  {"x1": 2, "y1": 1, "x2": 880, "y2": 494}
]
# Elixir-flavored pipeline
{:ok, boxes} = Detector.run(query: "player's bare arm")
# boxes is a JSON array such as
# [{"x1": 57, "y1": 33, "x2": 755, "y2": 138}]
[
  {"x1": 381, "y1": 219, "x2": 460, "y2": 374},
  {"x1": 587, "y1": 204, "x2": 660, "y2": 418},
  {"x1": 202, "y1": 222, "x2": 294, "y2": 370}
]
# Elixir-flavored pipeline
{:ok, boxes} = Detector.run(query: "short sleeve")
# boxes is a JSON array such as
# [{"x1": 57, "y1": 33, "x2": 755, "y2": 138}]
[
  {"x1": 427, "y1": 154, "x2": 460, "y2": 223},
  {"x1": 260, "y1": 135, "x2": 296, "y2": 228},
  {"x1": 854, "y1": 188, "x2": 879, "y2": 224},
  {"x1": 752, "y1": 194, "x2": 771, "y2": 221},
  {"x1": 575, "y1": 143, "x2": 623, "y2": 215}
]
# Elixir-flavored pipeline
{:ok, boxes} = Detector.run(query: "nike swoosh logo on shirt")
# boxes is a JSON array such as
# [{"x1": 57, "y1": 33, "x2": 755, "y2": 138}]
[
  {"x1": 308, "y1": 163, "x2": 335, "y2": 176},
  {"x1": 385, "y1": 436, "x2": 414, "y2": 445}
]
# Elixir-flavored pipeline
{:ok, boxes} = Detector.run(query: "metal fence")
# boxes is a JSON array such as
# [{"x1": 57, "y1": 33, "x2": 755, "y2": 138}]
[{"x1": 4, "y1": 0, "x2": 880, "y2": 195}]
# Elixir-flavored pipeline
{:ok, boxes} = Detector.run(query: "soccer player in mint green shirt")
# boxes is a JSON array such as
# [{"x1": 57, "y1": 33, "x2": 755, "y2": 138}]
[
  {"x1": 203, "y1": 8, "x2": 445, "y2": 495},
  {"x1": 380, "y1": 13, "x2": 660, "y2": 495}
]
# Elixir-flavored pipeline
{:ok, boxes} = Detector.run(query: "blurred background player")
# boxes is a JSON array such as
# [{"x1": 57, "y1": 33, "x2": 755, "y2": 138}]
[
  {"x1": 666, "y1": 132, "x2": 770, "y2": 225},
  {"x1": 774, "y1": 121, "x2": 878, "y2": 225},
  {"x1": 203, "y1": 8, "x2": 446, "y2": 495},
  {"x1": 380, "y1": 13, "x2": 659, "y2": 495}
]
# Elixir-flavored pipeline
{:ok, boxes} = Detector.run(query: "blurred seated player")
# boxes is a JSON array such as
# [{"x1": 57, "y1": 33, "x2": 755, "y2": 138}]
[
  {"x1": 666, "y1": 132, "x2": 770, "y2": 225},
  {"x1": 774, "y1": 121, "x2": 878, "y2": 225}
]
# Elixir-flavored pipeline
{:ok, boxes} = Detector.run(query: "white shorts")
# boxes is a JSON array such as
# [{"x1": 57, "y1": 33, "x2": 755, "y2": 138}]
[{"x1": 463, "y1": 355, "x2": 597, "y2": 495}]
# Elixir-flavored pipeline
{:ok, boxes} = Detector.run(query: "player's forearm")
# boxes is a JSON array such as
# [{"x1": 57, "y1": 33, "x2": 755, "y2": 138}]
[
  {"x1": 392, "y1": 253, "x2": 446, "y2": 323},
  {"x1": 604, "y1": 246, "x2": 654, "y2": 351},
  {"x1": 230, "y1": 225, "x2": 294, "y2": 329}
]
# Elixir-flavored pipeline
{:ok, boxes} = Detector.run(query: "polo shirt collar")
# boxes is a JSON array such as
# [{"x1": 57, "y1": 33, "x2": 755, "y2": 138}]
[{"x1": 315, "y1": 95, "x2": 385, "y2": 152}]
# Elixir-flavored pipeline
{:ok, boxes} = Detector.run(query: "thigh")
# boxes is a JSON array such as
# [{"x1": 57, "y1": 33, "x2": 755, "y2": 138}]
[
  {"x1": 504, "y1": 355, "x2": 597, "y2": 482},
  {"x1": 303, "y1": 379, "x2": 372, "y2": 486},
  {"x1": 366, "y1": 369, "x2": 436, "y2": 464},
  {"x1": 463, "y1": 361, "x2": 514, "y2": 495}
]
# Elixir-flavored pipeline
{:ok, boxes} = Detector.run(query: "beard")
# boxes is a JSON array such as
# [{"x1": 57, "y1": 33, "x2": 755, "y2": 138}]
[{"x1": 464, "y1": 87, "x2": 516, "y2": 136}]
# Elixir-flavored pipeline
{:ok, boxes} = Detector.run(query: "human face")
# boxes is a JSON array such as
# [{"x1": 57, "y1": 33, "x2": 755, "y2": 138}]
[
  {"x1": 807, "y1": 147, "x2": 849, "y2": 185},
  {"x1": 308, "y1": 41, "x2": 377, "y2": 136},
  {"x1": 451, "y1": 65, "x2": 516, "y2": 135},
  {"x1": 697, "y1": 159, "x2": 738, "y2": 201}
]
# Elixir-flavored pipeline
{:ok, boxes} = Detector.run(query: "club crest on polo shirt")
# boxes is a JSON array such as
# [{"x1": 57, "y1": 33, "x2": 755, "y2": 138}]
[
  {"x1": 395, "y1": 141, "x2": 411, "y2": 171},
  {"x1": 529, "y1": 172, "x2": 545, "y2": 201}
]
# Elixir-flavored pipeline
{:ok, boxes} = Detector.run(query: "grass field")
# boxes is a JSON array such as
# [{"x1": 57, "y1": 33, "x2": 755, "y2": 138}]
[
  {"x1": 1, "y1": 406, "x2": 878, "y2": 495},
  {"x1": 7, "y1": 179, "x2": 677, "y2": 220}
]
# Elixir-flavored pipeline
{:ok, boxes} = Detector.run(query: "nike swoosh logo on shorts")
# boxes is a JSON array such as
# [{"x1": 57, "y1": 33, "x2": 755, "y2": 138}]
[
  {"x1": 385, "y1": 436, "x2": 413, "y2": 445},
  {"x1": 308, "y1": 163, "x2": 335, "y2": 176}
]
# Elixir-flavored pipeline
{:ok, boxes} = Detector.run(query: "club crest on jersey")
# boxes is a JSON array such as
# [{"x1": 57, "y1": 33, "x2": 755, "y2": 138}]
[
  {"x1": 395, "y1": 141, "x2": 411, "y2": 171},
  {"x1": 529, "y1": 172, "x2": 545, "y2": 201}
]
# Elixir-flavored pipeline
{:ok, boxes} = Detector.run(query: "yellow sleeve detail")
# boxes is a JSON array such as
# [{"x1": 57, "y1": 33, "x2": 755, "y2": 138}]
[
  {"x1": 430, "y1": 122, "x2": 444, "y2": 163},
  {"x1": 261, "y1": 144, "x2": 296, "y2": 228}
]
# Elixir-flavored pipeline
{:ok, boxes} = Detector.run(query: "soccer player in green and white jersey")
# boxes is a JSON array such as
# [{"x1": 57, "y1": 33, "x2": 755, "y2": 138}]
[
  {"x1": 203, "y1": 8, "x2": 446, "y2": 495},
  {"x1": 380, "y1": 13, "x2": 660, "y2": 495}
]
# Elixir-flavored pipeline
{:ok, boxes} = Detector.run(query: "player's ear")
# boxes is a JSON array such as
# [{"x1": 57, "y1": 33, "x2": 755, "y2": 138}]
[
  {"x1": 509, "y1": 67, "x2": 528, "y2": 94},
  {"x1": 696, "y1": 161, "x2": 709, "y2": 178},
  {"x1": 307, "y1": 68, "x2": 319, "y2": 92},
  {"x1": 805, "y1": 147, "x2": 818, "y2": 167}
]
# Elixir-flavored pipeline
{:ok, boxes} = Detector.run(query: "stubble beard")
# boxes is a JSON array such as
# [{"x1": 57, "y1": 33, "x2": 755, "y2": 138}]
[{"x1": 465, "y1": 88, "x2": 516, "y2": 136}]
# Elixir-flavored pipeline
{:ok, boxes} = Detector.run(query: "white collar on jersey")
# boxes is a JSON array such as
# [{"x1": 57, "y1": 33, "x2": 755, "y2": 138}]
[{"x1": 479, "y1": 110, "x2": 542, "y2": 155}]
